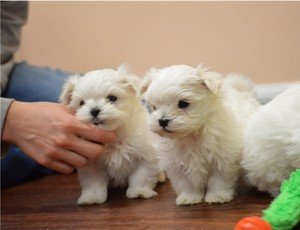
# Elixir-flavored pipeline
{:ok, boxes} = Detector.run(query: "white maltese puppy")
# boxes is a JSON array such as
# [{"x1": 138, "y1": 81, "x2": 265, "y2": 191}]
[
  {"x1": 60, "y1": 65, "x2": 160, "y2": 205},
  {"x1": 242, "y1": 86, "x2": 300, "y2": 197},
  {"x1": 139, "y1": 65, "x2": 259, "y2": 205}
]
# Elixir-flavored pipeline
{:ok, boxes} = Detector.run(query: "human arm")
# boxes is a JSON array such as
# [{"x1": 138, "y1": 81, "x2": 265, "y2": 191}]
[
  {"x1": 1, "y1": 1, "x2": 28, "y2": 147},
  {"x1": 1, "y1": 1, "x2": 28, "y2": 92}
]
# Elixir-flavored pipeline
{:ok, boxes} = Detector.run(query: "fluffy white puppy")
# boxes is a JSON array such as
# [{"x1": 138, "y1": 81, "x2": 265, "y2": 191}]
[
  {"x1": 242, "y1": 86, "x2": 300, "y2": 197},
  {"x1": 140, "y1": 65, "x2": 259, "y2": 205},
  {"x1": 60, "y1": 65, "x2": 160, "y2": 205}
]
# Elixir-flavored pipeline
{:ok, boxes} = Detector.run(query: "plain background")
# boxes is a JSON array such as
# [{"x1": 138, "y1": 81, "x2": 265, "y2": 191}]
[{"x1": 16, "y1": 2, "x2": 300, "y2": 84}]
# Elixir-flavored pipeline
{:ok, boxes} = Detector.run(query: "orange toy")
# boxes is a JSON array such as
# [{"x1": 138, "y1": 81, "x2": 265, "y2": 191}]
[
  {"x1": 235, "y1": 217, "x2": 272, "y2": 230},
  {"x1": 234, "y1": 169, "x2": 300, "y2": 230}
]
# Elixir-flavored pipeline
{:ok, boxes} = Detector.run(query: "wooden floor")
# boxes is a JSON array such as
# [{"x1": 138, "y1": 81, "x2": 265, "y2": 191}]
[{"x1": 1, "y1": 173, "x2": 273, "y2": 229}]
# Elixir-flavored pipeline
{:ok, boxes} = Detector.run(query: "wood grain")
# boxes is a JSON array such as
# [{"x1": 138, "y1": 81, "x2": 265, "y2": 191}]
[{"x1": 1, "y1": 173, "x2": 273, "y2": 229}]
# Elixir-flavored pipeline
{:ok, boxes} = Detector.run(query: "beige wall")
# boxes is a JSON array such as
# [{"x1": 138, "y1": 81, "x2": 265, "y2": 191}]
[{"x1": 17, "y1": 2, "x2": 300, "y2": 83}]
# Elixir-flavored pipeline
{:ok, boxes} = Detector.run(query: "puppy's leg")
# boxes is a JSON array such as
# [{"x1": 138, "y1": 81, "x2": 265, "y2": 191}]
[
  {"x1": 158, "y1": 171, "x2": 166, "y2": 183},
  {"x1": 205, "y1": 165, "x2": 239, "y2": 203},
  {"x1": 126, "y1": 161, "x2": 158, "y2": 199},
  {"x1": 77, "y1": 162, "x2": 109, "y2": 205},
  {"x1": 169, "y1": 172, "x2": 205, "y2": 206}
]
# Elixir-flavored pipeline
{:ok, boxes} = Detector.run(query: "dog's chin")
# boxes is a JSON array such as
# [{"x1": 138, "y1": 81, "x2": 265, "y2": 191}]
[
  {"x1": 92, "y1": 120, "x2": 104, "y2": 126},
  {"x1": 100, "y1": 123, "x2": 119, "y2": 131},
  {"x1": 153, "y1": 126, "x2": 194, "y2": 139},
  {"x1": 152, "y1": 127, "x2": 180, "y2": 138},
  {"x1": 89, "y1": 119, "x2": 118, "y2": 131}
]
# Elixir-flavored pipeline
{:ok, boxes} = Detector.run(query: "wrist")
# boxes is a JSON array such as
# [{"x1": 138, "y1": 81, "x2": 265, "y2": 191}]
[{"x1": 2, "y1": 101, "x2": 24, "y2": 143}]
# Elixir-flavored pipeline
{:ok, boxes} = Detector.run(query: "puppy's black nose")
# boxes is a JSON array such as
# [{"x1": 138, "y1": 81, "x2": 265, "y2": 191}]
[
  {"x1": 159, "y1": 118, "x2": 170, "y2": 127},
  {"x1": 91, "y1": 108, "x2": 100, "y2": 118}
]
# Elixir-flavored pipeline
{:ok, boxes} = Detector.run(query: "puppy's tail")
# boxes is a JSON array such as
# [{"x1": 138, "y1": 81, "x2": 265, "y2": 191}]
[{"x1": 223, "y1": 74, "x2": 255, "y2": 93}]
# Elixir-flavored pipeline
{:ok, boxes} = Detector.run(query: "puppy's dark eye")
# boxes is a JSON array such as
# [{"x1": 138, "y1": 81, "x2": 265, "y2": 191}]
[
  {"x1": 80, "y1": 100, "x2": 85, "y2": 106},
  {"x1": 144, "y1": 101, "x2": 155, "y2": 113},
  {"x1": 178, "y1": 100, "x2": 189, "y2": 109},
  {"x1": 107, "y1": 95, "x2": 118, "y2": 102}
]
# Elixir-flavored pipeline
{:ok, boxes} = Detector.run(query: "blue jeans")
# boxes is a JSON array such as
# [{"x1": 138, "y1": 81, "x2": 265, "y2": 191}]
[{"x1": 1, "y1": 62, "x2": 71, "y2": 189}]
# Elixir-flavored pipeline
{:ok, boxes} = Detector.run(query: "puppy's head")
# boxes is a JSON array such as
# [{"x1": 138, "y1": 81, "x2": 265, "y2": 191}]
[
  {"x1": 140, "y1": 65, "x2": 222, "y2": 138},
  {"x1": 60, "y1": 64, "x2": 139, "y2": 131}
]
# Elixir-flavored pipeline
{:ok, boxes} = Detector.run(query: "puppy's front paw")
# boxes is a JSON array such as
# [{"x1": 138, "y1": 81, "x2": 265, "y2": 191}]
[
  {"x1": 77, "y1": 187, "x2": 107, "y2": 205},
  {"x1": 205, "y1": 189, "x2": 235, "y2": 204},
  {"x1": 126, "y1": 187, "x2": 158, "y2": 199},
  {"x1": 158, "y1": 171, "x2": 166, "y2": 183},
  {"x1": 175, "y1": 193, "x2": 204, "y2": 206}
]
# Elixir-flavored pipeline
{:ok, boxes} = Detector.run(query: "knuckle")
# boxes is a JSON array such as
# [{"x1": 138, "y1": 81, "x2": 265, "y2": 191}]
[
  {"x1": 90, "y1": 147, "x2": 104, "y2": 160},
  {"x1": 38, "y1": 156, "x2": 51, "y2": 166},
  {"x1": 58, "y1": 118, "x2": 74, "y2": 131},
  {"x1": 88, "y1": 153, "x2": 99, "y2": 161},
  {"x1": 54, "y1": 135, "x2": 71, "y2": 148},
  {"x1": 88, "y1": 154, "x2": 97, "y2": 161},
  {"x1": 77, "y1": 158, "x2": 88, "y2": 168},
  {"x1": 64, "y1": 119, "x2": 74, "y2": 130},
  {"x1": 44, "y1": 147, "x2": 57, "y2": 158},
  {"x1": 98, "y1": 130, "x2": 115, "y2": 143},
  {"x1": 94, "y1": 129, "x2": 104, "y2": 139},
  {"x1": 96, "y1": 129, "x2": 104, "y2": 135}
]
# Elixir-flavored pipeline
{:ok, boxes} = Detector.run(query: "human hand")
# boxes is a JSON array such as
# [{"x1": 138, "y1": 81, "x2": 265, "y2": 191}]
[{"x1": 2, "y1": 101, "x2": 115, "y2": 174}]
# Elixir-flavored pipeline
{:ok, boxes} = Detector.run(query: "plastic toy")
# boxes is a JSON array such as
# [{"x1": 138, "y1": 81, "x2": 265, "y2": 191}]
[{"x1": 235, "y1": 169, "x2": 300, "y2": 230}]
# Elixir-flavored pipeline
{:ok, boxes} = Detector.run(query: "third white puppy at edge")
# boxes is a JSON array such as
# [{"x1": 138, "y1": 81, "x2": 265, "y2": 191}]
[
  {"x1": 139, "y1": 65, "x2": 259, "y2": 205},
  {"x1": 60, "y1": 65, "x2": 160, "y2": 205},
  {"x1": 242, "y1": 86, "x2": 300, "y2": 197}
]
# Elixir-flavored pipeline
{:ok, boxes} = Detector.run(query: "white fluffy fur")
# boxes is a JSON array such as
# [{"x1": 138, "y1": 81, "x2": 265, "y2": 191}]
[
  {"x1": 140, "y1": 65, "x2": 259, "y2": 205},
  {"x1": 242, "y1": 86, "x2": 300, "y2": 197},
  {"x1": 60, "y1": 65, "x2": 160, "y2": 205}
]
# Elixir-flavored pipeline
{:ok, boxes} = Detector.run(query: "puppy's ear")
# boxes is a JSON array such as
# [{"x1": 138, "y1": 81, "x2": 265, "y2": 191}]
[
  {"x1": 195, "y1": 64, "x2": 209, "y2": 76},
  {"x1": 120, "y1": 75, "x2": 141, "y2": 94},
  {"x1": 59, "y1": 74, "x2": 81, "y2": 105},
  {"x1": 117, "y1": 63, "x2": 129, "y2": 74},
  {"x1": 138, "y1": 68, "x2": 157, "y2": 97},
  {"x1": 200, "y1": 77, "x2": 220, "y2": 95},
  {"x1": 196, "y1": 66, "x2": 222, "y2": 95},
  {"x1": 116, "y1": 64, "x2": 141, "y2": 94},
  {"x1": 138, "y1": 76, "x2": 152, "y2": 98}
]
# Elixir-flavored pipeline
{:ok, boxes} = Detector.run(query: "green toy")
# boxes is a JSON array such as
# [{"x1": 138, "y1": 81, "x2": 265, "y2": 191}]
[{"x1": 235, "y1": 169, "x2": 300, "y2": 230}]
